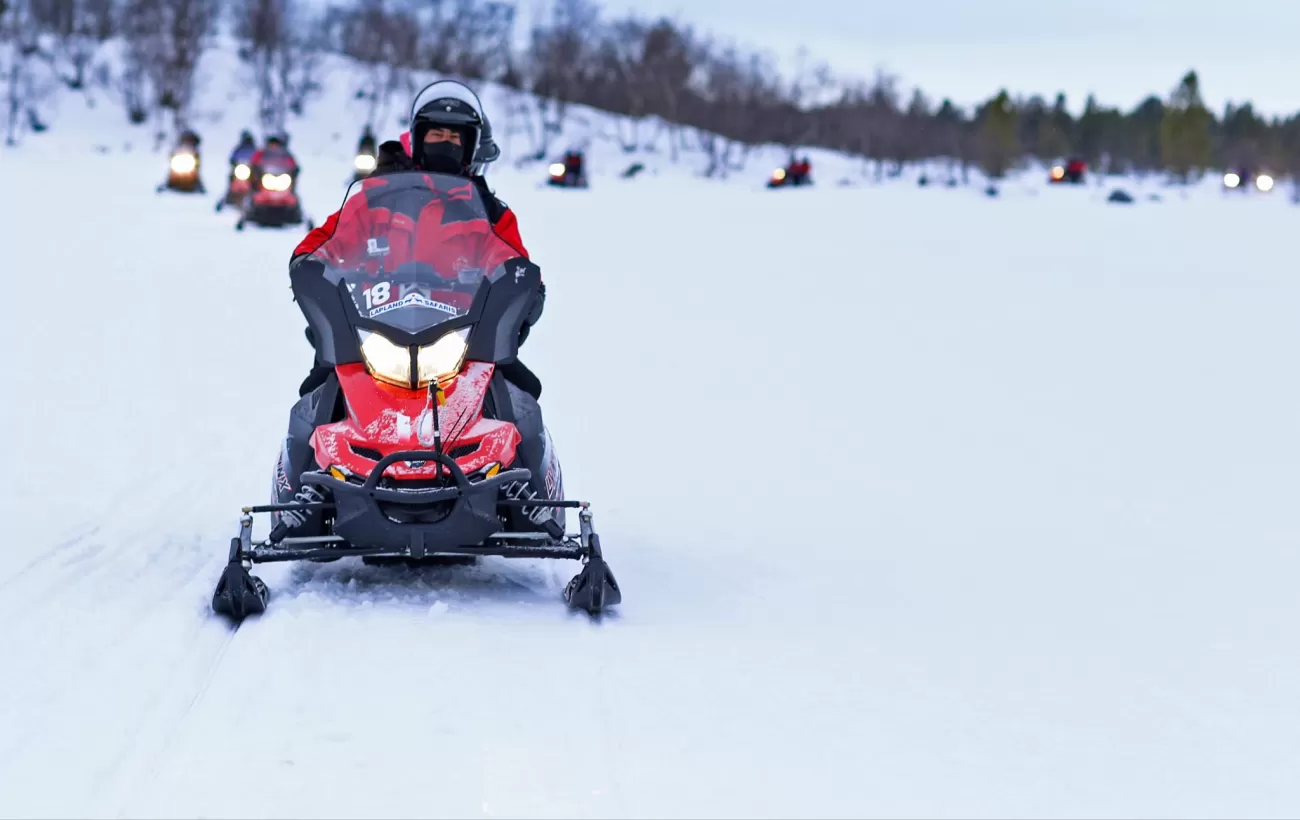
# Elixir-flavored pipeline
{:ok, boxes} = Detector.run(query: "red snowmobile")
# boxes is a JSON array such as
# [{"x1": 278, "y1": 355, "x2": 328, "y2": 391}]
[
  {"x1": 768, "y1": 157, "x2": 812, "y2": 188},
  {"x1": 547, "y1": 151, "x2": 588, "y2": 188},
  {"x1": 212, "y1": 171, "x2": 620, "y2": 620},
  {"x1": 1049, "y1": 157, "x2": 1087, "y2": 184},
  {"x1": 236, "y1": 154, "x2": 313, "y2": 231}
]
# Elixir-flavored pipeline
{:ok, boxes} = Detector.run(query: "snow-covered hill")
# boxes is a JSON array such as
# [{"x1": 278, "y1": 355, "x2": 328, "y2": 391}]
[
  {"x1": 12, "y1": 33, "x2": 1207, "y2": 197},
  {"x1": 11, "y1": 34, "x2": 873, "y2": 191},
  {"x1": 3, "y1": 37, "x2": 1300, "y2": 820}
]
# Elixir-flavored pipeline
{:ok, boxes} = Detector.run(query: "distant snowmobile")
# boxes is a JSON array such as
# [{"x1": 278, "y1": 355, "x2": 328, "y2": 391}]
[
  {"x1": 353, "y1": 125, "x2": 378, "y2": 184},
  {"x1": 236, "y1": 153, "x2": 312, "y2": 231},
  {"x1": 768, "y1": 157, "x2": 812, "y2": 188},
  {"x1": 1222, "y1": 167, "x2": 1274, "y2": 193},
  {"x1": 156, "y1": 131, "x2": 205, "y2": 194},
  {"x1": 353, "y1": 150, "x2": 377, "y2": 183},
  {"x1": 216, "y1": 161, "x2": 252, "y2": 212},
  {"x1": 547, "y1": 151, "x2": 588, "y2": 188},
  {"x1": 211, "y1": 171, "x2": 620, "y2": 621},
  {"x1": 217, "y1": 131, "x2": 257, "y2": 212},
  {"x1": 1049, "y1": 157, "x2": 1087, "y2": 185}
]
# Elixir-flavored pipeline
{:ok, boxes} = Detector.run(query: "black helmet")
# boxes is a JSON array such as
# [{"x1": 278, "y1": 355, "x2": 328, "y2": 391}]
[
  {"x1": 239, "y1": 129, "x2": 254, "y2": 144},
  {"x1": 409, "y1": 80, "x2": 500, "y2": 175}
]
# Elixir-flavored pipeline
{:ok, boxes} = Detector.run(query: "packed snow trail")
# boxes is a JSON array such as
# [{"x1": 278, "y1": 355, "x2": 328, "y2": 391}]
[{"x1": 3, "y1": 138, "x2": 1300, "y2": 819}]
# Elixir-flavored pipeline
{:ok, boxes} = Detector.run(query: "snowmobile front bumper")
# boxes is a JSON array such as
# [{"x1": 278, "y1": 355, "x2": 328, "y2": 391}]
[
  {"x1": 213, "y1": 448, "x2": 620, "y2": 619},
  {"x1": 165, "y1": 175, "x2": 203, "y2": 193},
  {"x1": 244, "y1": 202, "x2": 302, "y2": 226}
]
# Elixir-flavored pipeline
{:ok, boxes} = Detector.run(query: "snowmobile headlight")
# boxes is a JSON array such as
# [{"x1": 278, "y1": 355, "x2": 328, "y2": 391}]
[
  {"x1": 358, "y1": 329, "x2": 411, "y2": 387},
  {"x1": 1256, "y1": 173, "x2": 1274, "y2": 192},
  {"x1": 170, "y1": 153, "x2": 197, "y2": 174},
  {"x1": 234, "y1": 163, "x2": 251, "y2": 180},
  {"x1": 417, "y1": 327, "x2": 470, "y2": 387},
  {"x1": 772, "y1": 168, "x2": 786, "y2": 181},
  {"x1": 1223, "y1": 172, "x2": 1241, "y2": 189},
  {"x1": 358, "y1": 327, "x2": 470, "y2": 389},
  {"x1": 1050, "y1": 165, "x2": 1065, "y2": 180},
  {"x1": 549, "y1": 163, "x2": 565, "y2": 178},
  {"x1": 262, "y1": 173, "x2": 292, "y2": 191},
  {"x1": 355, "y1": 154, "x2": 377, "y2": 172}
]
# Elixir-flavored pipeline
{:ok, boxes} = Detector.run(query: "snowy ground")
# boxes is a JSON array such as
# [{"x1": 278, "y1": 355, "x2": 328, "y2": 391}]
[{"x1": 4, "y1": 70, "x2": 1300, "y2": 817}]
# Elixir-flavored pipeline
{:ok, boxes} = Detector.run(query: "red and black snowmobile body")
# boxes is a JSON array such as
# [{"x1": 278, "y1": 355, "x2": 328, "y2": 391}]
[
  {"x1": 1049, "y1": 157, "x2": 1087, "y2": 184},
  {"x1": 212, "y1": 171, "x2": 619, "y2": 620},
  {"x1": 237, "y1": 154, "x2": 311, "y2": 231}
]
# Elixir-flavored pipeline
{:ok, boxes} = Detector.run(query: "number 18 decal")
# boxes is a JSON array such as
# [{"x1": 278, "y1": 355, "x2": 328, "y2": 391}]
[{"x1": 363, "y1": 282, "x2": 391, "y2": 309}]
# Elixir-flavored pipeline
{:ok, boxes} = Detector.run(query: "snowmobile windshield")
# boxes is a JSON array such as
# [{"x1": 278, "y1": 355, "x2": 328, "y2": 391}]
[
  {"x1": 260, "y1": 154, "x2": 296, "y2": 173},
  {"x1": 307, "y1": 171, "x2": 524, "y2": 335}
]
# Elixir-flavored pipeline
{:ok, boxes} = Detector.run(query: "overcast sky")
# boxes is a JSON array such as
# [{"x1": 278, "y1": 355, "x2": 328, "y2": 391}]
[{"x1": 578, "y1": 0, "x2": 1300, "y2": 116}]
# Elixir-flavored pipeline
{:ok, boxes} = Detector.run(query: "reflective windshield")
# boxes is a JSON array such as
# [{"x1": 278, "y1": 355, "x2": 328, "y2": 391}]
[{"x1": 305, "y1": 171, "x2": 524, "y2": 334}]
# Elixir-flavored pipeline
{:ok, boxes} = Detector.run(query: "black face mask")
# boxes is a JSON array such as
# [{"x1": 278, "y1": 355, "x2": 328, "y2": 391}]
[{"x1": 420, "y1": 140, "x2": 465, "y2": 175}]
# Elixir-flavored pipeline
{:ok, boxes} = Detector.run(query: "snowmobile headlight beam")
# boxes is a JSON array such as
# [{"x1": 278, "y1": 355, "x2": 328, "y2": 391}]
[
  {"x1": 417, "y1": 327, "x2": 470, "y2": 387},
  {"x1": 1223, "y1": 172, "x2": 1241, "y2": 189},
  {"x1": 355, "y1": 154, "x2": 377, "y2": 172},
  {"x1": 234, "y1": 163, "x2": 251, "y2": 180},
  {"x1": 170, "y1": 153, "x2": 197, "y2": 174},
  {"x1": 549, "y1": 163, "x2": 565, "y2": 178},
  {"x1": 1256, "y1": 173, "x2": 1275, "y2": 192},
  {"x1": 262, "y1": 173, "x2": 292, "y2": 191},
  {"x1": 358, "y1": 329, "x2": 412, "y2": 388}
]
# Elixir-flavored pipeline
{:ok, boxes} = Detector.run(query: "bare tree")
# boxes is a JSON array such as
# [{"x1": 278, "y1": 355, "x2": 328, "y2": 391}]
[
  {"x1": 583, "y1": 16, "x2": 697, "y2": 154},
  {"x1": 685, "y1": 44, "x2": 781, "y2": 177},
  {"x1": 237, "y1": 0, "x2": 323, "y2": 132},
  {"x1": 120, "y1": 0, "x2": 219, "y2": 132},
  {"x1": 29, "y1": 0, "x2": 115, "y2": 89},
  {"x1": 424, "y1": 0, "x2": 515, "y2": 81},
  {"x1": 519, "y1": 0, "x2": 600, "y2": 159},
  {"x1": 1, "y1": 0, "x2": 55, "y2": 144},
  {"x1": 335, "y1": 0, "x2": 420, "y2": 130}
]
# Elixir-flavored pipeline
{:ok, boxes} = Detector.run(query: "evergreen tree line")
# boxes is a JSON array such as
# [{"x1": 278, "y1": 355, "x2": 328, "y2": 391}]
[{"x1": 5, "y1": 0, "x2": 1298, "y2": 184}]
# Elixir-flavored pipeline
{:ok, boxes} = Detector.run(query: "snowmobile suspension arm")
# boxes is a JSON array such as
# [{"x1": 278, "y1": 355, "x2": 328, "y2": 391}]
[
  {"x1": 244, "y1": 501, "x2": 335, "y2": 514},
  {"x1": 246, "y1": 537, "x2": 586, "y2": 563}
]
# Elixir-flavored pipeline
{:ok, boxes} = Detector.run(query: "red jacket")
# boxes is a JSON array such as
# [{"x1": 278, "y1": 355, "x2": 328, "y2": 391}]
[
  {"x1": 294, "y1": 131, "x2": 527, "y2": 264},
  {"x1": 296, "y1": 175, "x2": 524, "y2": 284}
]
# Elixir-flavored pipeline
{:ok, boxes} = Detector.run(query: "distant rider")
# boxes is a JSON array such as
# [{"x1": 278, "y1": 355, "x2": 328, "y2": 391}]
[
  {"x1": 229, "y1": 130, "x2": 256, "y2": 168},
  {"x1": 357, "y1": 124, "x2": 377, "y2": 157},
  {"x1": 250, "y1": 133, "x2": 299, "y2": 187}
]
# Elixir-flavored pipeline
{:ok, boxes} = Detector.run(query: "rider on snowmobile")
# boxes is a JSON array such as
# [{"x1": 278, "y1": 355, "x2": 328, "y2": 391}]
[
  {"x1": 230, "y1": 130, "x2": 256, "y2": 167},
  {"x1": 357, "y1": 124, "x2": 377, "y2": 157},
  {"x1": 295, "y1": 83, "x2": 527, "y2": 266},
  {"x1": 250, "y1": 133, "x2": 299, "y2": 186},
  {"x1": 283, "y1": 80, "x2": 555, "y2": 537},
  {"x1": 293, "y1": 80, "x2": 540, "y2": 394},
  {"x1": 161, "y1": 128, "x2": 205, "y2": 193}
]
